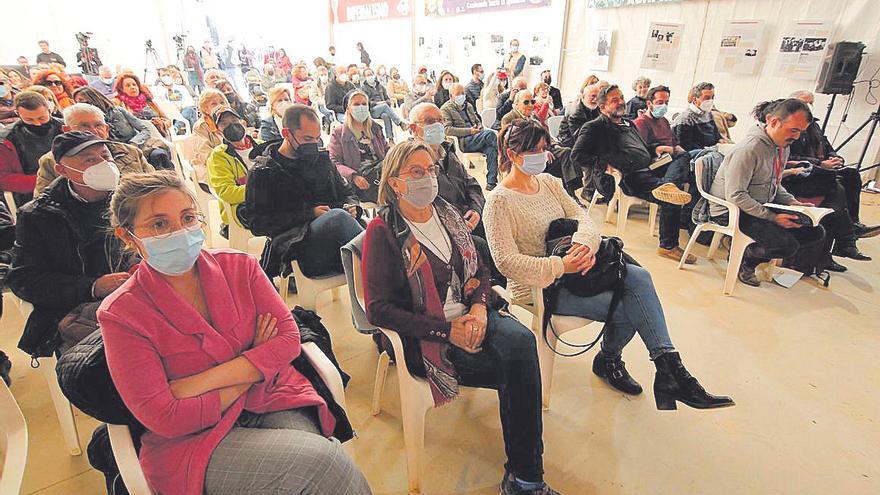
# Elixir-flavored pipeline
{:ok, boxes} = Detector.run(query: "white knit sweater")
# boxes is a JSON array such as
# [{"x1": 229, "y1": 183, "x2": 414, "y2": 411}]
[{"x1": 484, "y1": 174, "x2": 601, "y2": 303}]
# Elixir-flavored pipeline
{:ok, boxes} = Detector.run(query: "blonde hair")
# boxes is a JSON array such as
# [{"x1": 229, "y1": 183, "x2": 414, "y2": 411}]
[
  {"x1": 26, "y1": 84, "x2": 59, "y2": 110},
  {"x1": 377, "y1": 140, "x2": 437, "y2": 206},
  {"x1": 197, "y1": 88, "x2": 228, "y2": 119},
  {"x1": 344, "y1": 90, "x2": 372, "y2": 140},
  {"x1": 533, "y1": 82, "x2": 549, "y2": 94},
  {"x1": 109, "y1": 171, "x2": 198, "y2": 229},
  {"x1": 267, "y1": 86, "x2": 291, "y2": 117},
  {"x1": 580, "y1": 75, "x2": 599, "y2": 94}
]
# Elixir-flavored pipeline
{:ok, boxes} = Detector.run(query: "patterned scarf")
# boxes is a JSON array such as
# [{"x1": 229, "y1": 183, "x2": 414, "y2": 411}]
[
  {"x1": 117, "y1": 92, "x2": 149, "y2": 115},
  {"x1": 382, "y1": 199, "x2": 479, "y2": 406}
]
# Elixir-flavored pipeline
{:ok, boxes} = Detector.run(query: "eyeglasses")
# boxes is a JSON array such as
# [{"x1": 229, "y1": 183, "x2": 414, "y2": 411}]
[
  {"x1": 522, "y1": 100, "x2": 536, "y2": 105},
  {"x1": 401, "y1": 165, "x2": 438, "y2": 179},
  {"x1": 130, "y1": 212, "x2": 206, "y2": 239},
  {"x1": 44, "y1": 80, "x2": 63, "y2": 86}
]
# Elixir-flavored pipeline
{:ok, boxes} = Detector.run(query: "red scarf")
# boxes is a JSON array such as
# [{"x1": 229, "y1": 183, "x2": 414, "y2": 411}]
[{"x1": 117, "y1": 92, "x2": 149, "y2": 115}]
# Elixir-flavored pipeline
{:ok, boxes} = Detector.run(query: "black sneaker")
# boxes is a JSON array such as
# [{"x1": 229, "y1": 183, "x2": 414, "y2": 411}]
[
  {"x1": 500, "y1": 471, "x2": 561, "y2": 495},
  {"x1": 486, "y1": 183, "x2": 497, "y2": 192},
  {"x1": 853, "y1": 222, "x2": 880, "y2": 239}
]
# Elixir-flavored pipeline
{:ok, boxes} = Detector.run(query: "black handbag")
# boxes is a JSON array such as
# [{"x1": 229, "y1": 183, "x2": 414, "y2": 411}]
[
  {"x1": 353, "y1": 157, "x2": 384, "y2": 204},
  {"x1": 542, "y1": 218, "x2": 639, "y2": 357}
]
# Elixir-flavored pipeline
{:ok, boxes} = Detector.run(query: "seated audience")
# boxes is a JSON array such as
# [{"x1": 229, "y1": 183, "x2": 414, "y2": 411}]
[
  {"x1": 572, "y1": 85, "x2": 695, "y2": 263},
  {"x1": 259, "y1": 63, "x2": 279, "y2": 93},
  {"x1": 261, "y1": 86, "x2": 291, "y2": 142},
  {"x1": 360, "y1": 67, "x2": 407, "y2": 141},
  {"x1": 326, "y1": 66, "x2": 357, "y2": 124},
  {"x1": 216, "y1": 79, "x2": 260, "y2": 131},
  {"x1": 89, "y1": 66, "x2": 116, "y2": 97},
  {"x1": 625, "y1": 76, "x2": 651, "y2": 119},
  {"x1": 191, "y1": 88, "x2": 230, "y2": 180},
  {"x1": 540, "y1": 70, "x2": 563, "y2": 111},
  {"x1": 440, "y1": 83, "x2": 499, "y2": 190},
  {"x1": 633, "y1": 85, "x2": 687, "y2": 158},
  {"x1": 672, "y1": 82, "x2": 725, "y2": 152},
  {"x1": 72, "y1": 87, "x2": 175, "y2": 171},
  {"x1": 708, "y1": 99, "x2": 828, "y2": 286},
  {"x1": 465, "y1": 64, "x2": 484, "y2": 107},
  {"x1": 385, "y1": 67, "x2": 409, "y2": 107},
  {"x1": 26, "y1": 84, "x2": 63, "y2": 118},
  {"x1": 0, "y1": 91, "x2": 64, "y2": 205},
  {"x1": 152, "y1": 66, "x2": 197, "y2": 129},
  {"x1": 113, "y1": 73, "x2": 172, "y2": 137},
  {"x1": 433, "y1": 70, "x2": 456, "y2": 108},
  {"x1": 203, "y1": 68, "x2": 228, "y2": 89},
  {"x1": 789, "y1": 90, "x2": 878, "y2": 238},
  {"x1": 532, "y1": 83, "x2": 556, "y2": 124},
  {"x1": 402, "y1": 73, "x2": 436, "y2": 119},
  {"x1": 493, "y1": 76, "x2": 528, "y2": 130},
  {"x1": 500, "y1": 88, "x2": 537, "y2": 129},
  {"x1": 207, "y1": 107, "x2": 258, "y2": 238},
  {"x1": 375, "y1": 65, "x2": 388, "y2": 86},
  {"x1": 290, "y1": 63, "x2": 312, "y2": 105},
  {"x1": 7, "y1": 69, "x2": 29, "y2": 91},
  {"x1": 33, "y1": 69, "x2": 75, "y2": 109},
  {"x1": 408, "y1": 102, "x2": 485, "y2": 235},
  {"x1": 484, "y1": 118, "x2": 733, "y2": 410},
  {"x1": 362, "y1": 139, "x2": 558, "y2": 495},
  {"x1": 0, "y1": 72, "x2": 17, "y2": 125},
  {"x1": 99, "y1": 171, "x2": 371, "y2": 495},
  {"x1": 328, "y1": 90, "x2": 390, "y2": 196},
  {"x1": 557, "y1": 81, "x2": 604, "y2": 148},
  {"x1": 8, "y1": 131, "x2": 132, "y2": 358},
  {"x1": 244, "y1": 104, "x2": 363, "y2": 278},
  {"x1": 35, "y1": 103, "x2": 154, "y2": 195},
  {"x1": 480, "y1": 70, "x2": 508, "y2": 111},
  {"x1": 309, "y1": 65, "x2": 337, "y2": 131}
]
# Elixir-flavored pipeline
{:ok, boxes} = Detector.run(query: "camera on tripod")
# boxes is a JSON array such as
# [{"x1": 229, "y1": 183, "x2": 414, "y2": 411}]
[
  {"x1": 145, "y1": 39, "x2": 154, "y2": 50},
  {"x1": 173, "y1": 34, "x2": 186, "y2": 45},
  {"x1": 75, "y1": 32, "x2": 92, "y2": 45}
]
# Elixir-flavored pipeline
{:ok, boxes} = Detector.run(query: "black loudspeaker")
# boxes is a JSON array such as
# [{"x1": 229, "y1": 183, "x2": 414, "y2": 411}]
[{"x1": 816, "y1": 41, "x2": 866, "y2": 95}]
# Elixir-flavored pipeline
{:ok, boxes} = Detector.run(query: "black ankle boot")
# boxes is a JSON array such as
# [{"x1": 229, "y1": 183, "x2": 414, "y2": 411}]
[
  {"x1": 653, "y1": 352, "x2": 735, "y2": 410},
  {"x1": 592, "y1": 352, "x2": 642, "y2": 395}
]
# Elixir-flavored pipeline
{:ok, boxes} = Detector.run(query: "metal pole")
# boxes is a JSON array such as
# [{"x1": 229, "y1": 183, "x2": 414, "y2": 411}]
[{"x1": 820, "y1": 93, "x2": 836, "y2": 134}]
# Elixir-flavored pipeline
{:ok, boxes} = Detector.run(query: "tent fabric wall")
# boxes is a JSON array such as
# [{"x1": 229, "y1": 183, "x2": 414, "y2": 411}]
[{"x1": 559, "y1": 0, "x2": 880, "y2": 179}]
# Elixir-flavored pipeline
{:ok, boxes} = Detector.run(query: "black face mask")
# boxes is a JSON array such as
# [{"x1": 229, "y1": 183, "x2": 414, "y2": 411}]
[
  {"x1": 543, "y1": 76, "x2": 552, "y2": 85},
  {"x1": 224, "y1": 92, "x2": 237, "y2": 103},
  {"x1": 23, "y1": 121, "x2": 53, "y2": 136},
  {"x1": 296, "y1": 142, "x2": 320, "y2": 158},
  {"x1": 223, "y1": 123, "x2": 246, "y2": 142}
]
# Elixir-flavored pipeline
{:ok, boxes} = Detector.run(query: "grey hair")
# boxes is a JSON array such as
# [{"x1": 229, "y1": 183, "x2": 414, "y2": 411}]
[
  {"x1": 409, "y1": 102, "x2": 439, "y2": 123},
  {"x1": 789, "y1": 89, "x2": 814, "y2": 100},
  {"x1": 63, "y1": 103, "x2": 105, "y2": 125},
  {"x1": 632, "y1": 76, "x2": 652, "y2": 91},
  {"x1": 109, "y1": 171, "x2": 198, "y2": 229},
  {"x1": 512, "y1": 76, "x2": 528, "y2": 90},
  {"x1": 689, "y1": 82, "x2": 714, "y2": 100}
]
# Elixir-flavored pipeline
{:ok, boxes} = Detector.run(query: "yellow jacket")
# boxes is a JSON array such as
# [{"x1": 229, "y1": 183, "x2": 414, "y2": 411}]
[{"x1": 206, "y1": 142, "x2": 250, "y2": 227}]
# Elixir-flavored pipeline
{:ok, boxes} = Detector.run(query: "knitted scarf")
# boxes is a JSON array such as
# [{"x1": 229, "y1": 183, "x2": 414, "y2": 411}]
[
  {"x1": 382, "y1": 199, "x2": 478, "y2": 406},
  {"x1": 117, "y1": 92, "x2": 149, "y2": 115}
]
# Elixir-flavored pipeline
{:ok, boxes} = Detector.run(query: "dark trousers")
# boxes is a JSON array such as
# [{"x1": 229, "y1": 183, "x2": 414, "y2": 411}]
[
  {"x1": 836, "y1": 167, "x2": 863, "y2": 222},
  {"x1": 147, "y1": 148, "x2": 176, "y2": 171},
  {"x1": 448, "y1": 309, "x2": 544, "y2": 482},
  {"x1": 621, "y1": 154, "x2": 694, "y2": 249},
  {"x1": 731, "y1": 213, "x2": 825, "y2": 266},
  {"x1": 297, "y1": 209, "x2": 364, "y2": 277},
  {"x1": 818, "y1": 182, "x2": 856, "y2": 248}
]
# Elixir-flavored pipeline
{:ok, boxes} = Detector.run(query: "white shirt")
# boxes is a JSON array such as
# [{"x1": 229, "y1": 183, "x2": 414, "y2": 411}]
[{"x1": 404, "y1": 210, "x2": 468, "y2": 321}]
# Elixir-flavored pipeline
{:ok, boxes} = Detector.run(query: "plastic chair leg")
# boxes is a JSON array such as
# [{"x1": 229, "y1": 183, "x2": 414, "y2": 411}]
[
  {"x1": 616, "y1": 196, "x2": 632, "y2": 236},
  {"x1": 679, "y1": 223, "x2": 707, "y2": 269},
  {"x1": 586, "y1": 190, "x2": 600, "y2": 215},
  {"x1": 278, "y1": 276, "x2": 290, "y2": 302},
  {"x1": 724, "y1": 234, "x2": 754, "y2": 296},
  {"x1": 40, "y1": 357, "x2": 82, "y2": 456},
  {"x1": 371, "y1": 351, "x2": 390, "y2": 416},
  {"x1": 604, "y1": 193, "x2": 618, "y2": 223},
  {"x1": 537, "y1": 330, "x2": 557, "y2": 411},
  {"x1": 398, "y1": 382, "x2": 429, "y2": 495},
  {"x1": 707, "y1": 232, "x2": 724, "y2": 260},
  {"x1": 648, "y1": 203, "x2": 659, "y2": 237}
]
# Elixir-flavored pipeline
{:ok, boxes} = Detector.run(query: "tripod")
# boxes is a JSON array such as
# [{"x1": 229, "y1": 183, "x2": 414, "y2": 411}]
[
  {"x1": 831, "y1": 99, "x2": 880, "y2": 172},
  {"x1": 143, "y1": 42, "x2": 164, "y2": 83}
]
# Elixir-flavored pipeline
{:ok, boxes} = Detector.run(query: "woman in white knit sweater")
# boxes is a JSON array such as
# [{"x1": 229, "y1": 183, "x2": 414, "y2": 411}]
[{"x1": 483, "y1": 119, "x2": 733, "y2": 411}]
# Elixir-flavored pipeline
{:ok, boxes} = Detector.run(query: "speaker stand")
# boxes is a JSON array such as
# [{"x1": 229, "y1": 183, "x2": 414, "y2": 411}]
[{"x1": 833, "y1": 100, "x2": 880, "y2": 171}]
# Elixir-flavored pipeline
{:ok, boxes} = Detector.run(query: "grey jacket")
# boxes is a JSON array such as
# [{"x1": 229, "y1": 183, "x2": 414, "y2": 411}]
[
  {"x1": 440, "y1": 100, "x2": 481, "y2": 138},
  {"x1": 708, "y1": 124, "x2": 796, "y2": 221}
]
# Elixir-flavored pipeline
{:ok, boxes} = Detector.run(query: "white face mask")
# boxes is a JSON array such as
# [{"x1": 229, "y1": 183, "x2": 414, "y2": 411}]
[
  {"x1": 319, "y1": 75, "x2": 328, "y2": 84},
  {"x1": 698, "y1": 99, "x2": 714, "y2": 113},
  {"x1": 160, "y1": 75, "x2": 174, "y2": 86},
  {"x1": 101, "y1": 77, "x2": 114, "y2": 84},
  {"x1": 421, "y1": 122, "x2": 445, "y2": 145},
  {"x1": 442, "y1": 81, "x2": 452, "y2": 90},
  {"x1": 67, "y1": 160, "x2": 120, "y2": 191},
  {"x1": 453, "y1": 94, "x2": 466, "y2": 107}
]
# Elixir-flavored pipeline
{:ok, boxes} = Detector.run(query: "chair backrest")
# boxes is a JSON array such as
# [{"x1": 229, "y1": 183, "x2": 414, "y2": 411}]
[
  {"x1": 480, "y1": 108, "x2": 496, "y2": 129},
  {"x1": 3, "y1": 191, "x2": 17, "y2": 223},
  {"x1": 0, "y1": 381, "x2": 27, "y2": 495},
  {"x1": 341, "y1": 232, "x2": 376, "y2": 334},
  {"x1": 546, "y1": 115, "x2": 564, "y2": 140},
  {"x1": 693, "y1": 154, "x2": 737, "y2": 212}
]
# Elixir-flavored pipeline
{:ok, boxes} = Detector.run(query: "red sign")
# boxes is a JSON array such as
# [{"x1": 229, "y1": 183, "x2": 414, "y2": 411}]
[{"x1": 334, "y1": 0, "x2": 413, "y2": 23}]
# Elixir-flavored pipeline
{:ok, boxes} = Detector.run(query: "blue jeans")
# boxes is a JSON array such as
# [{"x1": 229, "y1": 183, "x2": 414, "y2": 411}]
[
  {"x1": 316, "y1": 105, "x2": 336, "y2": 126},
  {"x1": 370, "y1": 102, "x2": 403, "y2": 140},
  {"x1": 552, "y1": 265, "x2": 675, "y2": 360},
  {"x1": 181, "y1": 106, "x2": 198, "y2": 127},
  {"x1": 297, "y1": 209, "x2": 364, "y2": 277},
  {"x1": 448, "y1": 308, "x2": 544, "y2": 482},
  {"x1": 461, "y1": 130, "x2": 499, "y2": 185}
]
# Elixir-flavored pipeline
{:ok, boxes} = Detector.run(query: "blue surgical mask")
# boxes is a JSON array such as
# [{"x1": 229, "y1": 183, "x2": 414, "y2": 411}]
[
  {"x1": 139, "y1": 226, "x2": 205, "y2": 276},
  {"x1": 518, "y1": 151, "x2": 547, "y2": 176},
  {"x1": 422, "y1": 122, "x2": 445, "y2": 145},
  {"x1": 0, "y1": 84, "x2": 8, "y2": 99},
  {"x1": 351, "y1": 104, "x2": 370, "y2": 123},
  {"x1": 651, "y1": 104, "x2": 668, "y2": 118},
  {"x1": 453, "y1": 94, "x2": 467, "y2": 107}
]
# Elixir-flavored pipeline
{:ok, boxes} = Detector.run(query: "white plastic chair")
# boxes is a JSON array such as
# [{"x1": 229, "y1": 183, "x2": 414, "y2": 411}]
[
  {"x1": 480, "y1": 108, "x2": 497, "y2": 129},
  {"x1": 3, "y1": 191, "x2": 17, "y2": 223},
  {"x1": 13, "y1": 298, "x2": 82, "y2": 456},
  {"x1": 498, "y1": 286, "x2": 594, "y2": 410},
  {"x1": 290, "y1": 260, "x2": 347, "y2": 311},
  {"x1": 219, "y1": 200, "x2": 267, "y2": 255},
  {"x1": 546, "y1": 115, "x2": 564, "y2": 141},
  {"x1": 0, "y1": 380, "x2": 28, "y2": 495},
  {"x1": 184, "y1": 164, "x2": 219, "y2": 248},
  {"x1": 108, "y1": 342, "x2": 348, "y2": 495},
  {"x1": 447, "y1": 135, "x2": 485, "y2": 170},
  {"x1": 678, "y1": 155, "x2": 756, "y2": 296},
  {"x1": 604, "y1": 170, "x2": 660, "y2": 237}
]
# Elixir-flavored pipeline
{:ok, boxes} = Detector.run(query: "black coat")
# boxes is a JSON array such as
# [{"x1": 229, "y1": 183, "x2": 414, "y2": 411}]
[
  {"x1": 549, "y1": 86, "x2": 563, "y2": 110},
  {"x1": 557, "y1": 101, "x2": 599, "y2": 148},
  {"x1": 8, "y1": 178, "x2": 131, "y2": 357},
  {"x1": 361, "y1": 81, "x2": 390, "y2": 107},
  {"x1": 436, "y1": 141, "x2": 485, "y2": 216},
  {"x1": 326, "y1": 80, "x2": 356, "y2": 115},
  {"x1": 571, "y1": 113, "x2": 652, "y2": 175},
  {"x1": 0, "y1": 117, "x2": 64, "y2": 204}
]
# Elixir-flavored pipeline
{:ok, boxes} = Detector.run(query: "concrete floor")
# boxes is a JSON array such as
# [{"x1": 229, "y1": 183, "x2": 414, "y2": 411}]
[{"x1": 2, "y1": 183, "x2": 878, "y2": 494}]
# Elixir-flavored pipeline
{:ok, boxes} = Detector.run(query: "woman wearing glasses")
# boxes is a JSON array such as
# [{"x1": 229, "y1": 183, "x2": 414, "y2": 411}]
[
  {"x1": 361, "y1": 140, "x2": 559, "y2": 495},
  {"x1": 32, "y1": 69, "x2": 75, "y2": 109},
  {"x1": 98, "y1": 171, "x2": 371, "y2": 495}
]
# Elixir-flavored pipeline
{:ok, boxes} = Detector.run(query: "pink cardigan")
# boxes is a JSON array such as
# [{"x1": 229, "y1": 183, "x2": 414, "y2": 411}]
[{"x1": 98, "y1": 249, "x2": 335, "y2": 495}]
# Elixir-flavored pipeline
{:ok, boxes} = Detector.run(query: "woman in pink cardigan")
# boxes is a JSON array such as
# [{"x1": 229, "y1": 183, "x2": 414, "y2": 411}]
[{"x1": 98, "y1": 171, "x2": 371, "y2": 495}]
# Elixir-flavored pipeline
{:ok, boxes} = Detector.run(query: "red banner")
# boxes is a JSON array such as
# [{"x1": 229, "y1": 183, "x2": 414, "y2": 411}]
[{"x1": 334, "y1": 0, "x2": 413, "y2": 23}]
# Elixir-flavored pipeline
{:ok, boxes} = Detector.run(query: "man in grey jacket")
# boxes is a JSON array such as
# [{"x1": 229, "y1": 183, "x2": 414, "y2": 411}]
[
  {"x1": 709, "y1": 98, "x2": 824, "y2": 286},
  {"x1": 441, "y1": 83, "x2": 499, "y2": 189}
]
